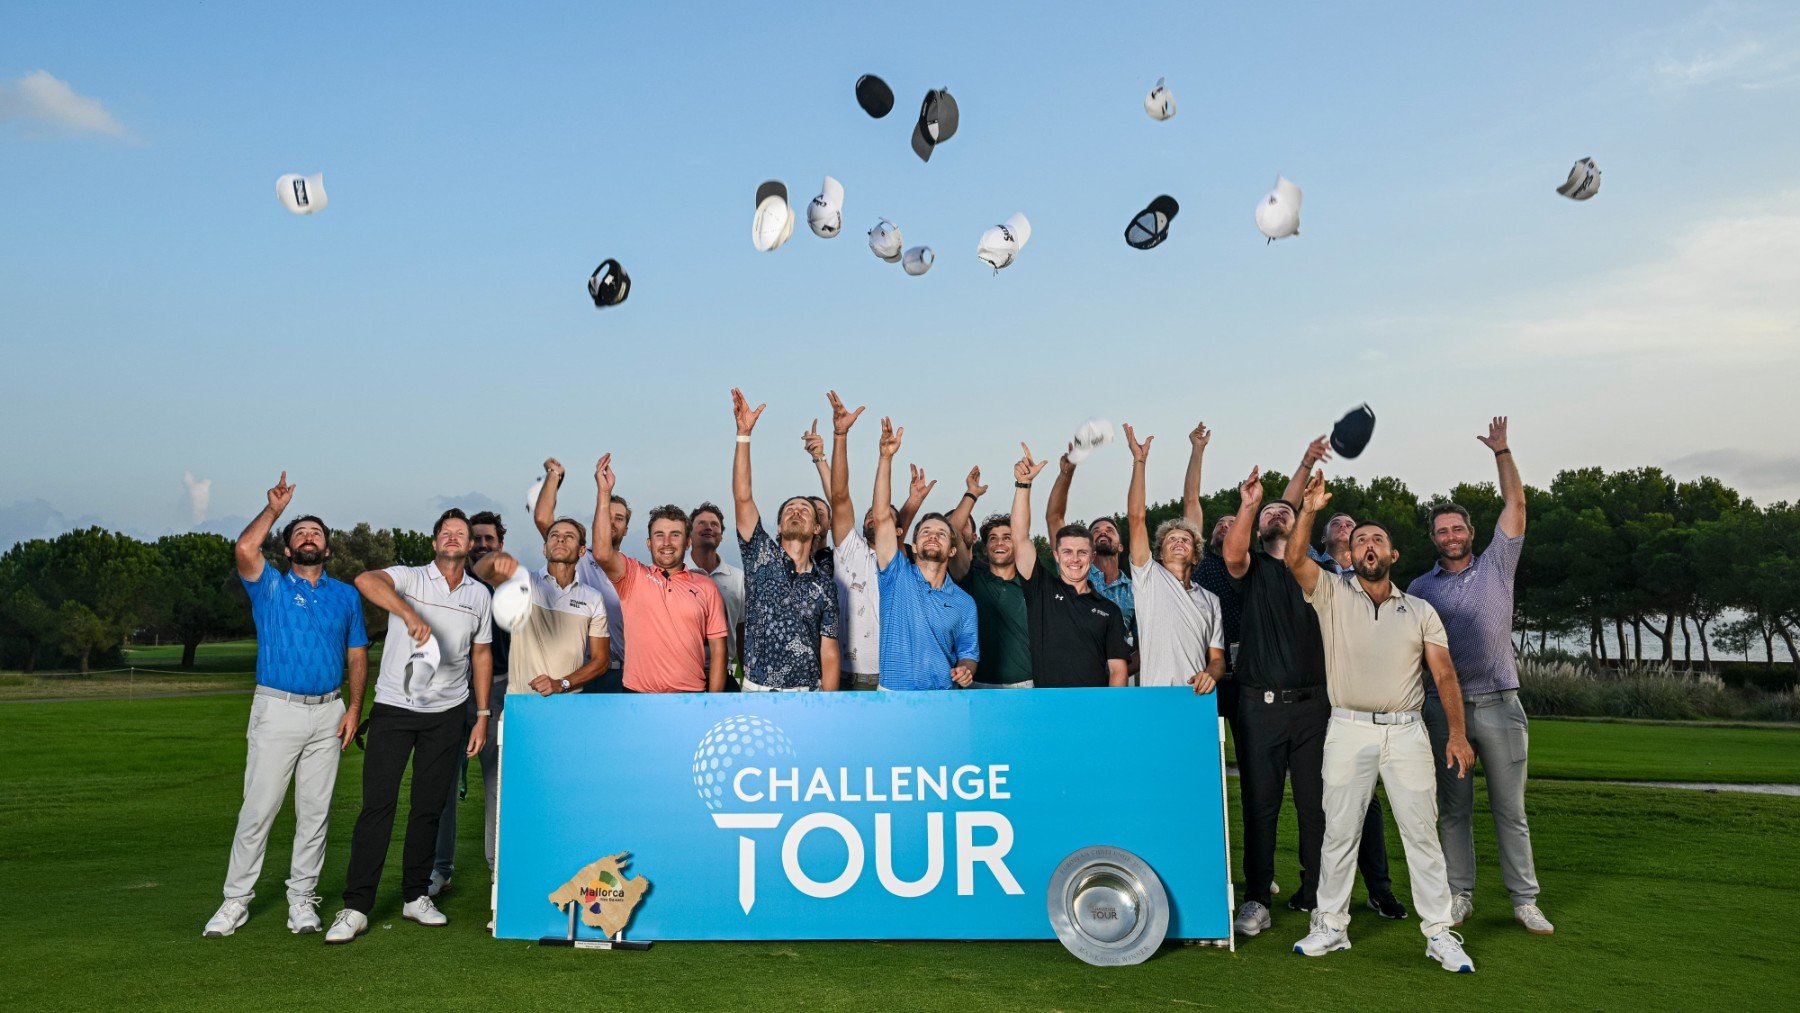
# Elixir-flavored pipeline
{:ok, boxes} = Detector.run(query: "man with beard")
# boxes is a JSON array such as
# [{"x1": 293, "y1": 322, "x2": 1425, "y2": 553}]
[
  {"x1": 1223, "y1": 441, "x2": 1405, "y2": 941},
  {"x1": 871, "y1": 416, "x2": 979, "y2": 690},
  {"x1": 534, "y1": 458, "x2": 627, "y2": 691},
  {"x1": 1286, "y1": 474, "x2": 1477, "y2": 973},
  {"x1": 430, "y1": 510, "x2": 512, "y2": 899},
  {"x1": 205, "y1": 474, "x2": 367, "y2": 938},
  {"x1": 687, "y1": 502, "x2": 744, "y2": 675},
  {"x1": 1122, "y1": 424, "x2": 1224, "y2": 693},
  {"x1": 1046, "y1": 455, "x2": 1136, "y2": 655},
  {"x1": 730, "y1": 389, "x2": 841, "y2": 691},
  {"x1": 590, "y1": 455, "x2": 729, "y2": 693},
  {"x1": 1011, "y1": 445, "x2": 1131, "y2": 688},
  {"x1": 1407, "y1": 417, "x2": 1553, "y2": 937},
  {"x1": 328, "y1": 509, "x2": 493, "y2": 944},
  {"x1": 947, "y1": 468, "x2": 1033, "y2": 689}
]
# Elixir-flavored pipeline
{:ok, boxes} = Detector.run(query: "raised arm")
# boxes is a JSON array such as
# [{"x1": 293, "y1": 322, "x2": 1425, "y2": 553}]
[
  {"x1": 591, "y1": 454, "x2": 626, "y2": 583},
  {"x1": 1183, "y1": 422, "x2": 1211, "y2": 530},
  {"x1": 236, "y1": 471, "x2": 295, "y2": 580},
  {"x1": 353, "y1": 570, "x2": 431, "y2": 646},
  {"x1": 947, "y1": 466, "x2": 987, "y2": 581},
  {"x1": 1478, "y1": 416, "x2": 1526, "y2": 538},
  {"x1": 1426, "y1": 642, "x2": 1475, "y2": 778},
  {"x1": 1223, "y1": 467, "x2": 1262, "y2": 579},
  {"x1": 1046, "y1": 445, "x2": 1075, "y2": 536},
  {"x1": 802, "y1": 419, "x2": 832, "y2": 504},
  {"x1": 896, "y1": 463, "x2": 935, "y2": 541},
  {"x1": 1279, "y1": 436, "x2": 1330, "y2": 509},
  {"x1": 731, "y1": 388, "x2": 766, "y2": 541},
  {"x1": 1285, "y1": 472, "x2": 1330, "y2": 594},
  {"x1": 534, "y1": 458, "x2": 564, "y2": 539},
  {"x1": 827, "y1": 390, "x2": 865, "y2": 546},
  {"x1": 872, "y1": 417, "x2": 904, "y2": 567},
  {"x1": 1011, "y1": 444, "x2": 1048, "y2": 581},
  {"x1": 1124, "y1": 424, "x2": 1154, "y2": 569}
]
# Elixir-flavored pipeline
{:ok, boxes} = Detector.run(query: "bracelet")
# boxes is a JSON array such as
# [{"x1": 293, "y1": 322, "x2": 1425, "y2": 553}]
[
  {"x1": 960, "y1": 491, "x2": 977, "y2": 502},
  {"x1": 736, "y1": 435, "x2": 750, "y2": 444},
  {"x1": 476, "y1": 709, "x2": 492, "y2": 717},
  {"x1": 1494, "y1": 449, "x2": 1511, "y2": 457},
  {"x1": 1014, "y1": 481, "x2": 1031, "y2": 489},
  {"x1": 811, "y1": 455, "x2": 826, "y2": 463}
]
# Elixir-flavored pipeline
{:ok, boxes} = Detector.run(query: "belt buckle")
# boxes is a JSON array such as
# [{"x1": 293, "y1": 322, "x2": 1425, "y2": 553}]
[{"x1": 1263, "y1": 690, "x2": 1274, "y2": 704}]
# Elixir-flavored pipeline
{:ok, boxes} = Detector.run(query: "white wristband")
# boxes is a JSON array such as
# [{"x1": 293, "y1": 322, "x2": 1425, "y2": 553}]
[{"x1": 736, "y1": 435, "x2": 750, "y2": 444}]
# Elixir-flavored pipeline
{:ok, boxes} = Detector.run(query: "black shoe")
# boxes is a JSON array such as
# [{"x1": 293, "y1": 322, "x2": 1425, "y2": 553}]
[
  {"x1": 1285, "y1": 893, "x2": 1317, "y2": 913},
  {"x1": 1367, "y1": 891, "x2": 1408, "y2": 919}
]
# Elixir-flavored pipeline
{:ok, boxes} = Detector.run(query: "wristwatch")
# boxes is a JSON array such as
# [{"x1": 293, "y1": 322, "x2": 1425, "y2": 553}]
[{"x1": 560, "y1": 677, "x2": 571, "y2": 693}]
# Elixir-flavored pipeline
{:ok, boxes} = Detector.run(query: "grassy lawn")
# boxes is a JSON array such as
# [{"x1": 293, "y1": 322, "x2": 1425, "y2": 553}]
[
  {"x1": 1, "y1": 695, "x2": 1795, "y2": 1011},
  {"x1": 1527, "y1": 718, "x2": 1800, "y2": 784}
]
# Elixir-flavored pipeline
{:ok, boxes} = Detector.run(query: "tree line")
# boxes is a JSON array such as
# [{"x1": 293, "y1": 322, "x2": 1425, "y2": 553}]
[{"x1": 2, "y1": 465, "x2": 1795, "y2": 674}]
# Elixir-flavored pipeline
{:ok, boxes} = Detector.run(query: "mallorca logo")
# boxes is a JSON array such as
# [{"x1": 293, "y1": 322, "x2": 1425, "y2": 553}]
[{"x1": 547, "y1": 852, "x2": 651, "y2": 938}]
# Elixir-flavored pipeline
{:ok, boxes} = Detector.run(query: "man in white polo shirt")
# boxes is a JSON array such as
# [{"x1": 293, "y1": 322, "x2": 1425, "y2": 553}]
[
  {"x1": 534, "y1": 457, "x2": 628, "y2": 691},
  {"x1": 326, "y1": 509, "x2": 494, "y2": 944},
  {"x1": 1121, "y1": 423, "x2": 1225, "y2": 692},
  {"x1": 1284, "y1": 474, "x2": 1479, "y2": 973}
]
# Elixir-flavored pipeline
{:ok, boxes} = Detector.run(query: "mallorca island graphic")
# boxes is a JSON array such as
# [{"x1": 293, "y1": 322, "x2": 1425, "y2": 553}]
[{"x1": 547, "y1": 852, "x2": 651, "y2": 938}]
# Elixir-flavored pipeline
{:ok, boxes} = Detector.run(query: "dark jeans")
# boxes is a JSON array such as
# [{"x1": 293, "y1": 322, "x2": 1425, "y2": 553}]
[
  {"x1": 1237, "y1": 690, "x2": 1392, "y2": 907},
  {"x1": 342, "y1": 702, "x2": 464, "y2": 914}
]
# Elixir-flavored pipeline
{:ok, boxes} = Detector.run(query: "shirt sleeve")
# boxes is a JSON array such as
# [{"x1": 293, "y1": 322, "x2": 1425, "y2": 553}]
[
  {"x1": 1418, "y1": 599, "x2": 1449, "y2": 649},
  {"x1": 1104, "y1": 607, "x2": 1131, "y2": 662},
  {"x1": 954, "y1": 597, "x2": 980, "y2": 663},
  {"x1": 473, "y1": 585, "x2": 493, "y2": 645},
  {"x1": 819, "y1": 581, "x2": 839, "y2": 639},
  {"x1": 383, "y1": 564, "x2": 416, "y2": 599},
  {"x1": 700, "y1": 580, "x2": 728, "y2": 640},
  {"x1": 347, "y1": 596, "x2": 370, "y2": 650},
  {"x1": 239, "y1": 559, "x2": 276, "y2": 590},
  {"x1": 1227, "y1": 552, "x2": 1256, "y2": 592},
  {"x1": 1203, "y1": 592, "x2": 1225, "y2": 651},
  {"x1": 586, "y1": 603, "x2": 609, "y2": 639},
  {"x1": 738, "y1": 521, "x2": 775, "y2": 573},
  {"x1": 1301, "y1": 568, "x2": 1337, "y2": 607},
  {"x1": 611, "y1": 557, "x2": 641, "y2": 600},
  {"x1": 1483, "y1": 523, "x2": 1525, "y2": 583}
]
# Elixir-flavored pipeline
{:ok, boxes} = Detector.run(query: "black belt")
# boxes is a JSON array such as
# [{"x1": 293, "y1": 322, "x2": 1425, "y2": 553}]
[{"x1": 1247, "y1": 687, "x2": 1318, "y2": 704}]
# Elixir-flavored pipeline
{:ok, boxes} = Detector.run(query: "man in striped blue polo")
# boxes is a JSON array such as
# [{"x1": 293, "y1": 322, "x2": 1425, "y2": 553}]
[{"x1": 205, "y1": 472, "x2": 368, "y2": 938}]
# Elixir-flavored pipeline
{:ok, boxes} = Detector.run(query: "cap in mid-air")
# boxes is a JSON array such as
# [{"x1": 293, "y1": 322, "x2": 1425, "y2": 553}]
[
  {"x1": 977, "y1": 212, "x2": 1032, "y2": 270},
  {"x1": 587, "y1": 259, "x2": 630, "y2": 308},
  {"x1": 1556, "y1": 157, "x2": 1601, "y2": 201},
  {"x1": 526, "y1": 478, "x2": 544, "y2": 516},
  {"x1": 402, "y1": 635, "x2": 441, "y2": 697},
  {"x1": 808, "y1": 176, "x2": 845, "y2": 238},
  {"x1": 868, "y1": 218, "x2": 904, "y2": 263},
  {"x1": 1067, "y1": 418, "x2": 1115, "y2": 465},
  {"x1": 1125, "y1": 195, "x2": 1179, "y2": 250},
  {"x1": 1144, "y1": 77, "x2": 1176, "y2": 121},
  {"x1": 491, "y1": 567, "x2": 534, "y2": 633},
  {"x1": 856, "y1": 74, "x2": 895, "y2": 118},
  {"x1": 751, "y1": 180, "x2": 795, "y2": 252},
  {"x1": 1255, "y1": 176, "x2": 1302, "y2": 241},
  {"x1": 276, "y1": 173, "x2": 327, "y2": 215},
  {"x1": 1330, "y1": 404, "x2": 1376, "y2": 459},
  {"x1": 910, "y1": 88, "x2": 959, "y2": 162},
  {"x1": 902, "y1": 246, "x2": 935, "y2": 276}
]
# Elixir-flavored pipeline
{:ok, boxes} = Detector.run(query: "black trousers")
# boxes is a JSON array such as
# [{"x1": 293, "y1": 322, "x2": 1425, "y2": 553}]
[
  {"x1": 342, "y1": 702, "x2": 465, "y2": 914},
  {"x1": 1237, "y1": 691, "x2": 1392, "y2": 907}
]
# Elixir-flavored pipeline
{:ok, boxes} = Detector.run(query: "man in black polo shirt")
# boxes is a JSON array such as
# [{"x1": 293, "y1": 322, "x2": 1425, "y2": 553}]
[
  {"x1": 1008, "y1": 445, "x2": 1130, "y2": 687},
  {"x1": 1223, "y1": 445, "x2": 1405, "y2": 941}
]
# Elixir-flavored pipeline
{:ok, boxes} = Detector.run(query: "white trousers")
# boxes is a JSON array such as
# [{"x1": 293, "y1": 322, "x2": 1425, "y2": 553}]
[
  {"x1": 1316, "y1": 714, "x2": 1453, "y2": 937},
  {"x1": 221, "y1": 692, "x2": 345, "y2": 903}
]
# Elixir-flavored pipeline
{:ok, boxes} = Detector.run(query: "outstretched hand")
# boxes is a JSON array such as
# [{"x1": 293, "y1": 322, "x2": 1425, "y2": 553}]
[
  {"x1": 543, "y1": 457, "x2": 566, "y2": 484},
  {"x1": 1302, "y1": 471, "x2": 1332, "y2": 513},
  {"x1": 1059, "y1": 442, "x2": 1076, "y2": 475},
  {"x1": 908, "y1": 463, "x2": 936, "y2": 502},
  {"x1": 1123, "y1": 423, "x2": 1153, "y2": 463},
  {"x1": 1239, "y1": 466, "x2": 1264, "y2": 511},
  {"x1": 879, "y1": 417, "x2": 904, "y2": 458},
  {"x1": 267, "y1": 472, "x2": 296, "y2": 515},
  {"x1": 1477, "y1": 416, "x2": 1510, "y2": 453},
  {"x1": 1189, "y1": 422, "x2": 1212, "y2": 451},
  {"x1": 803, "y1": 419, "x2": 825, "y2": 461},
  {"x1": 594, "y1": 453, "x2": 616, "y2": 495},
  {"x1": 827, "y1": 390, "x2": 866, "y2": 435},
  {"x1": 1015, "y1": 444, "x2": 1049, "y2": 484},
  {"x1": 731, "y1": 388, "x2": 766, "y2": 436},
  {"x1": 965, "y1": 466, "x2": 988, "y2": 498},
  {"x1": 1302, "y1": 435, "x2": 1333, "y2": 469}
]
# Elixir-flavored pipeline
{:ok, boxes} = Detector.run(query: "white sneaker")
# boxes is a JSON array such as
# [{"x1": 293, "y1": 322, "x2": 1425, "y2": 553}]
[
  {"x1": 402, "y1": 895, "x2": 448, "y2": 927},
  {"x1": 1269, "y1": 880, "x2": 1281, "y2": 896},
  {"x1": 428, "y1": 870, "x2": 452, "y2": 897},
  {"x1": 1450, "y1": 891, "x2": 1473, "y2": 927},
  {"x1": 324, "y1": 909, "x2": 368, "y2": 944},
  {"x1": 202, "y1": 898, "x2": 249, "y2": 938},
  {"x1": 1292, "y1": 912, "x2": 1351, "y2": 957},
  {"x1": 1233, "y1": 901, "x2": 1272, "y2": 938},
  {"x1": 1515, "y1": 903, "x2": 1555, "y2": 935},
  {"x1": 1427, "y1": 929, "x2": 1475, "y2": 972},
  {"x1": 287, "y1": 894, "x2": 323, "y2": 934}
]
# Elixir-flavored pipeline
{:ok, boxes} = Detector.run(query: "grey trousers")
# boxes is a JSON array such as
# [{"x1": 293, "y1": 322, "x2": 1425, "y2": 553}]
[
  {"x1": 221, "y1": 691, "x2": 345, "y2": 904},
  {"x1": 434, "y1": 694, "x2": 501, "y2": 877},
  {"x1": 1424, "y1": 689, "x2": 1541, "y2": 905}
]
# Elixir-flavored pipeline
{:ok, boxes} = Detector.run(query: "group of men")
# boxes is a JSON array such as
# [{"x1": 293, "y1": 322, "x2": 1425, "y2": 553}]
[{"x1": 203, "y1": 392, "x2": 1549, "y2": 975}]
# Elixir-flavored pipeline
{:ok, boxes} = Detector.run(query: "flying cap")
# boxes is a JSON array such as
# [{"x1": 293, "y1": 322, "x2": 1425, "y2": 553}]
[
  {"x1": 402, "y1": 635, "x2": 441, "y2": 698},
  {"x1": 751, "y1": 180, "x2": 795, "y2": 252},
  {"x1": 1330, "y1": 404, "x2": 1376, "y2": 459},
  {"x1": 977, "y1": 212, "x2": 1032, "y2": 270},
  {"x1": 910, "y1": 88, "x2": 960, "y2": 162},
  {"x1": 1255, "y1": 175, "x2": 1302, "y2": 241},
  {"x1": 868, "y1": 218, "x2": 903, "y2": 263},
  {"x1": 1144, "y1": 77, "x2": 1176, "y2": 121},
  {"x1": 526, "y1": 478, "x2": 544, "y2": 516},
  {"x1": 1556, "y1": 157, "x2": 1601, "y2": 200},
  {"x1": 1067, "y1": 418, "x2": 1115, "y2": 465},
  {"x1": 902, "y1": 246, "x2": 935, "y2": 276},
  {"x1": 1125, "y1": 195, "x2": 1179, "y2": 250},
  {"x1": 856, "y1": 75, "x2": 894, "y2": 118},
  {"x1": 587, "y1": 259, "x2": 630, "y2": 307},
  {"x1": 490, "y1": 567, "x2": 534, "y2": 633},
  {"x1": 276, "y1": 173, "x2": 328, "y2": 215},
  {"x1": 808, "y1": 176, "x2": 845, "y2": 238}
]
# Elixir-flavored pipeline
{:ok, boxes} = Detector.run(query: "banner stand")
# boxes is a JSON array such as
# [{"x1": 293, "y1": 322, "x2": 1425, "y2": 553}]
[{"x1": 538, "y1": 901, "x2": 654, "y2": 951}]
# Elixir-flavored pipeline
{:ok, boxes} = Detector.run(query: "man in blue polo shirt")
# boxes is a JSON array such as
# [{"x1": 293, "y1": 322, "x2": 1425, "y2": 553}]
[
  {"x1": 204, "y1": 472, "x2": 368, "y2": 938},
  {"x1": 869, "y1": 417, "x2": 978, "y2": 690}
]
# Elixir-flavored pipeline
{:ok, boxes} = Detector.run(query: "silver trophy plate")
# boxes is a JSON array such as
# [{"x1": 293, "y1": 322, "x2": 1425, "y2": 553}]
[{"x1": 1046, "y1": 845, "x2": 1169, "y2": 966}]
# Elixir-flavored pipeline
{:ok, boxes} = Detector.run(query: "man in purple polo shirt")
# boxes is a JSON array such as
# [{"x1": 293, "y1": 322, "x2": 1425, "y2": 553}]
[{"x1": 1408, "y1": 417, "x2": 1554, "y2": 937}]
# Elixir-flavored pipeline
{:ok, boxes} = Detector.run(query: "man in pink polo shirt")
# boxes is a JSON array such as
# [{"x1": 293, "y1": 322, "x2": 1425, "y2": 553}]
[{"x1": 588, "y1": 453, "x2": 729, "y2": 693}]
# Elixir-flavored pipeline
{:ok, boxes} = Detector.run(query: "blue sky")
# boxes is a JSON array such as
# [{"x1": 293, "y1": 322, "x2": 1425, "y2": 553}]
[{"x1": 4, "y1": 1, "x2": 1799, "y2": 564}]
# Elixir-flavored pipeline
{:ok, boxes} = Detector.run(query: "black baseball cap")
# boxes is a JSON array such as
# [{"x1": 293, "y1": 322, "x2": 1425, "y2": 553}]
[
  {"x1": 587, "y1": 259, "x2": 630, "y2": 308},
  {"x1": 856, "y1": 75, "x2": 894, "y2": 118},
  {"x1": 1125, "y1": 195, "x2": 1179, "y2": 250},
  {"x1": 910, "y1": 89, "x2": 959, "y2": 162},
  {"x1": 1331, "y1": 404, "x2": 1376, "y2": 458}
]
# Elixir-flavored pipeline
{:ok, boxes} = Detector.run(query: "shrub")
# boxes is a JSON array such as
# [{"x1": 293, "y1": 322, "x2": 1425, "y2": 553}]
[{"x1": 1515, "y1": 660, "x2": 1794, "y2": 722}]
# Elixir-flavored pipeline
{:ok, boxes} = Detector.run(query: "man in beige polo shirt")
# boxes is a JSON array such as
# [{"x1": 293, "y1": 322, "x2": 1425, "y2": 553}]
[{"x1": 1284, "y1": 473, "x2": 1479, "y2": 973}]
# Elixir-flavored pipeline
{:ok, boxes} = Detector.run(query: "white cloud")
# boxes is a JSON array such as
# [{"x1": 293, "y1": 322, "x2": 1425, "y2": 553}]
[
  {"x1": 0, "y1": 70, "x2": 133, "y2": 140},
  {"x1": 1632, "y1": 3, "x2": 1800, "y2": 90},
  {"x1": 183, "y1": 471, "x2": 211, "y2": 524},
  {"x1": 1665, "y1": 449, "x2": 1800, "y2": 501}
]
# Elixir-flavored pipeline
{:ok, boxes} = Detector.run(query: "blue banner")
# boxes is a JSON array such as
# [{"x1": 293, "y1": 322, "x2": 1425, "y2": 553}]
[{"x1": 495, "y1": 688, "x2": 1231, "y2": 942}]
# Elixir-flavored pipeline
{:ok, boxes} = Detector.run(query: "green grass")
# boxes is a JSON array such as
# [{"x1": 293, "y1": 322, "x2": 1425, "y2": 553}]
[
  {"x1": 1, "y1": 696, "x2": 1797, "y2": 1010},
  {"x1": 122, "y1": 639, "x2": 262, "y2": 674},
  {"x1": 1527, "y1": 718, "x2": 1800, "y2": 784}
]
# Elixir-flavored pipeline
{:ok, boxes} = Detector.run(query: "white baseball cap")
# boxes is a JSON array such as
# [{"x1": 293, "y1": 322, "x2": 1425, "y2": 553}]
[
  {"x1": 976, "y1": 212, "x2": 1032, "y2": 270},
  {"x1": 902, "y1": 246, "x2": 934, "y2": 276},
  {"x1": 751, "y1": 180, "x2": 795, "y2": 252},
  {"x1": 868, "y1": 218, "x2": 903, "y2": 262},
  {"x1": 490, "y1": 566, "x2": 534, "y2": 633},
  {"x1": 1067, "y1": 418, "x2": 1115, "y2": 465},
  {"x1": 1144, "y1": 77, "x2": 1176, "y2": 121},
  {"x1": 808, "y1": 176, "x2": 845, "y2": 238},
  {"x1": 276, "y1": 173, "x2": 327, "y2": 215},
  {"x1": 526, "y1": 478, "x2": 544, "y2": 517},
  {"x1": 1255, "y1": 176, "x2": 1302, "y2": 241},
  {"x1": 402, "y1": 634, "x2": 441, "y2": 698},
  {"x1": 1556, "y1": 157, "x2": 1601, "y2": 200}
]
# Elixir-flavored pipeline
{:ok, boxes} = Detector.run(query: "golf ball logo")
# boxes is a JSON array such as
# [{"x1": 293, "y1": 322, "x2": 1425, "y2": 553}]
[{"x1": 693, "y1": 714, "x2": 794, "y2": 812}]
